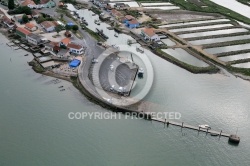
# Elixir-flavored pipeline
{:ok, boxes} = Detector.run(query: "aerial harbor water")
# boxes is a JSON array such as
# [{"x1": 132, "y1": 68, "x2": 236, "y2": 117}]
[
  {"x1": 161, "y1": 48, "x2": 209, "y2": 67},
  {"x1": 1, "y1": 0, "x2": 250, "y2": 165},
  {"x1": 1, "y1": 29, "x2": 250, "y2": 166}
]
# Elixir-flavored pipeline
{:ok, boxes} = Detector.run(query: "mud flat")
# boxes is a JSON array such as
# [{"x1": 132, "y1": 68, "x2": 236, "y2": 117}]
[
  {"x1": 141, "y1": 2, "x2": 174, "y2": 6},
  {"x1": 159, "y1": 19, "x2": 230, "y2": 28},
  {"x1": 143, "y1": 6, "x2": 180, "y2": 10},
  {"x1": 146, "y1": 10, "x2": 221, "y2": 23},
  {"x1": 169, "y1": 23, "x2": 233, "y2": 32}
]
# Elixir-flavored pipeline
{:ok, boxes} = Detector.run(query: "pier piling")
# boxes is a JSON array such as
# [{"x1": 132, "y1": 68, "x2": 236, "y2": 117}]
[{"x1": 219, "y1": 130, "x2": 222, "y2": 138}]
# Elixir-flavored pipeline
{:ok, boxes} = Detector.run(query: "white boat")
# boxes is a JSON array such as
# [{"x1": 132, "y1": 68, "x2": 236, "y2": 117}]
[
  {"x1": 138, "y1": 68, "x2": 144, "y2": 73},
  {"x1": 198, "y1": 124, "x2": 211, "y2": 129}
]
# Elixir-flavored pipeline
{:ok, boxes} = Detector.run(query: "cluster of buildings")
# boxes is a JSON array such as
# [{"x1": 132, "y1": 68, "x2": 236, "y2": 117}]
[
  {"x1": 15, "y1": 24, "x2": 84, "y2": 56},
  {"x1": 1, "y1": 5, "x2": 84, "y2": 58},
  {"x1": 93, "y1": 0, "x2": 127, "y2": 9},
  {"x1": 92, "y1": 0, "x2": 139, "y2": 28},
  {"x1": 19, "y1": 0, "x2": 56, "y2": 9},
  {"x1": 110, "y1": 9, "x2": 140, "y2": 29},
  {"x1": 141, "y1": 28, "x2": 160, "y2": 42}
]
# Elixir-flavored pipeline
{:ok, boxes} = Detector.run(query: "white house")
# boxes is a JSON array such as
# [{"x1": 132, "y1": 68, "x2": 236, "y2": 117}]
[
  {"x1": 67, "y1": 43, "x2": 84, "y2": 55},
  {"x1": 40, "y1": 21, "x2": 57, "y2": 32},
  {"x1": 141, "y1": 28, "x2": 160, "y2": 42},
  {"x1": 27, "y1": 33, "x2": 43, "y2": 45}
]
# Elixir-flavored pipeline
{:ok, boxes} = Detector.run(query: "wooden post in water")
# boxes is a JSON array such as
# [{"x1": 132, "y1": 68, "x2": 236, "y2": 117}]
[
  {"x1": 206, "y1": 128, "x2": 209, "y2": 135},
  {"x1": 181, "y1": 122, "x2": 184, "y2": 132},
  {"x1": 219, "y1": 130, "x2": 222, "y2": 138},
  {"x1": 164, "y1": 119, "x2": 166, "y2": 128}
]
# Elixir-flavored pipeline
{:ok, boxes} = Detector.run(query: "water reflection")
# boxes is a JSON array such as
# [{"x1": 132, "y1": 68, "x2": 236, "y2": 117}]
[
  {"x1": 159, "y1": 19, "x2": 230, "y2": 28},
  {"x1": 204, "y1": 43, "x2": 250, "y2": 54},
  {"x1": 170, "y1": 24, "x2": 233, "y2": 33},
  {"x1": 190, "y1": 35, "x2": 250, "y2": 45},
  {"x1": 162, "y1": 48, "x2": 209, "y2": 67},
  {"x1": 219, "y1": 53, "x2": 250, "y2": 62},
  {"x1": 179, "y1": 28, "x2": 248, "y2": 38},
  {"x1": 232, "y1": 62, "x2": 250, "y2": 68}
]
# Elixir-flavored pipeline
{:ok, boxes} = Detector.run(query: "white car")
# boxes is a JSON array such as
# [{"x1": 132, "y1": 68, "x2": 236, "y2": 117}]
[{"x1": 198, "y1": 124, "x2": 211, "y2": 129}]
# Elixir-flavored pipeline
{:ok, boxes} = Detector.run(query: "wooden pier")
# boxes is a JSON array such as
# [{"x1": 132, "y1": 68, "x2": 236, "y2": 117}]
[{"x1": 152, "y1": 118, "x2": 230, "y2": 137}]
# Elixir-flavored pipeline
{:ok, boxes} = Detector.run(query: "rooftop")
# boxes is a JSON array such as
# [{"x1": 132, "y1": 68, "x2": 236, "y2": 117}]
[
  {"x1": 40, "y1": 0, "x2": 50, "y2": 4},
  {"x1": 3, "y1": 16, "x2": 13, "y2": 24},
  {"x1": 68, "y1": 43, "x2": 83, "y2": 50},
  {"x1": 16, "y1": 27, "x2": 31, "y2": 35},
  {"x1": 40, "y1": 21, "x2": 57, "y2": 29},
  {"x1": 21, "y1": 0, "x2": 36, "y2": 6},
  {"x1": 25, "y1": 22, "x2": 36, "y2": 29},
  {"x1": 60, "y1": 38, "x2": 71, "y2": 45},
  {"x1": 125, "y1": 15, "x2": 134, "y2": 20},
  {"x1": 27, "y1": 33, "x2": 42, "y2": 40},
  {"x1": 128, "y1": 19, "x2": 139, "y2": 24},
  {"x1": 142, "y1": 28, "x2": 156, "y2": 37}
]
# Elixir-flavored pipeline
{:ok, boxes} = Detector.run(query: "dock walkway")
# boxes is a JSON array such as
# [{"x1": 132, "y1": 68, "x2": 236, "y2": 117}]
[{"x1": 152, "y1": 118, "x2": 230, "y2": 137}]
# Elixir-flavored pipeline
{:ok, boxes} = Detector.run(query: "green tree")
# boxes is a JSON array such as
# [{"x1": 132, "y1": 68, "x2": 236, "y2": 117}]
[
  {"x1": 72, "y1": 25, "x2": 78, "y2": 32},
  {"x1": 60, "y1": 14, "x2": 64, "y2": 19},
  {"x1": 8, "y1": 0, "x2": 15, "y2": 10},
  {"x1": 19, "y1": 6, "x2": 32, "y2": 15},
  {"x1": 55, "y1": 25, "x2": 63, "y2": 35},
  {"x1": 22, "y1": 14, "x2": 29, "y2": 23},
  {"x1": 65, "y1": 24, "x2": 71, "y2": 31}
]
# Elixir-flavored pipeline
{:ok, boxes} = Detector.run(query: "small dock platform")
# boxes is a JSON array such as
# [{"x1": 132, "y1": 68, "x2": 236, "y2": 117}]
[
  {"x1": 6, "y1": 42, "x2": 15, "y2": 47},
  {"x1": 152, "y1": 118, "x2": 230, "y2": 137}
]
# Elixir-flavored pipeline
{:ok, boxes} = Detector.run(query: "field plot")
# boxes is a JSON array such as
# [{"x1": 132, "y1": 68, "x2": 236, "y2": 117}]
[
  {"x1": 189, "y1": 35, "x2": 250, "y2": 45},
  {"x1": 169, "y1": 24, "x2": 233, "y2": 33},
  {"x1": 161, "y1": 48, "x2": 208, "y2": 67},
  {"x1": 204, "y1": 43, "x2": 250, "y2": 54},
  {"x1": 178, "y1": 28, "x2": 248, "y2": 38},
  {"x1": 232, "y1": 62, "x2": 250, "y2": 68},
  {"x1": 219, "y1": 53, "x2": 250, "y2": 62},
  {"x1": 159, "y1": 19, "x2": 230, "y2": 28},
  {"x1": 148, "y1": 10, "x2": 219, "y2": 23},
  {"x1": 141, "y1": 2, "x2": 174, "y2": 6},
  {"x1": 161, "y1": 39, "x2": 176, "y2": 46},
  {"x1": 143, "y1": 6, "x2": 180, "y2": 10}
]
